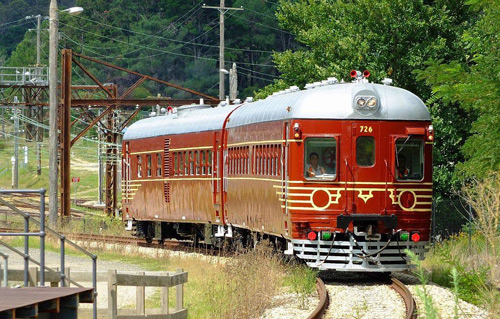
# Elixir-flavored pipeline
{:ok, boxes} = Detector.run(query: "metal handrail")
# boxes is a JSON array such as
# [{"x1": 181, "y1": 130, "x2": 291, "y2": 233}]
[
  {"x1": 0, "y1": 251, "x2": 7, "y2": 287},
  {"x1": 0, "y1": 189, "x2": 97, "y2": 319},
  {"x1": 0, "y1": 66, "x2": 49, "y2": 86}
]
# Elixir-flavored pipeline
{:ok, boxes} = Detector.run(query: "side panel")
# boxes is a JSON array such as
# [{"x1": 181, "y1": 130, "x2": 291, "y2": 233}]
[
  {"x1": 224, "y1": 121, "x2": 285, "y2": 235},
  {"x1": 124, "y1": 132, "x2": 215, "y2": 224}
]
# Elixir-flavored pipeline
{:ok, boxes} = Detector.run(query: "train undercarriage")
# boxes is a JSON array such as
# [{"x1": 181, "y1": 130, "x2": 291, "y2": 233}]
[{"x1": 126, "y1": 219, "x2": 427, "y2": 272}]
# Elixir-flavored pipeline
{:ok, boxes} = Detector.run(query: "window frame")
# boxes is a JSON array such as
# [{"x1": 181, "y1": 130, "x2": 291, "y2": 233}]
[
  {"x1": 393, "y1": 136, "x2": 425, "y2": 182},
  {"x1": 156, "y1": 153, "x2": 162, "y2": 177},
  {"x1": 137, "y1": 155, "x2": 142, "y2": 178},
  {"x1": 355, "y1": 136, "x2": 376, "y2": 168},
  {"x1": 146, "y1": 154, "x2": 152, "y2": 177},
  {"x1": 303, "y1": 136, "x2": 338, "y2": 181}
]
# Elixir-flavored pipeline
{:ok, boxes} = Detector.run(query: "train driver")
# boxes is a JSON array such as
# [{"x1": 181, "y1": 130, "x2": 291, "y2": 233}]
[
  {"x1": 306, "y1": 152, "x2": 326, "y2": 177},
  {"x1": 397, "y1": 154, "x2": 411, "y2": 179}
]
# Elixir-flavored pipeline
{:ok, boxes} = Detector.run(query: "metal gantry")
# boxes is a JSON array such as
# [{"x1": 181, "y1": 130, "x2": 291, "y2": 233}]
[{"x1": 0, "y1": 48, "x2": 219, "y2": 219}]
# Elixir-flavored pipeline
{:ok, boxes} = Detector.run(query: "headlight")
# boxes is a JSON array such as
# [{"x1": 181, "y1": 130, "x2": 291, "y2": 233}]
[
  {"x1": 356, "y1": 97, "x2": 366, "y2": 107},
  {"x1": 366, "y1": 97, "x2": 377, "y2": 108}
]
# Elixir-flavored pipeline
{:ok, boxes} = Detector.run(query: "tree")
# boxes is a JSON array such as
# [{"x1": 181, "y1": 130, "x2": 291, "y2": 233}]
[
  {"x1": 417, "y1": 0, "x2": 500, "y2": 179},
  {"x1": 258, "y1": 0, "x2": 475, "y2": 199}
]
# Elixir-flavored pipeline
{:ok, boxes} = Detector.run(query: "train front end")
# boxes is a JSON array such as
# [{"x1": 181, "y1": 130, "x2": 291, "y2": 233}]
[{"x1": 286, "y1": 73, "x2": 432, "y2": 272}]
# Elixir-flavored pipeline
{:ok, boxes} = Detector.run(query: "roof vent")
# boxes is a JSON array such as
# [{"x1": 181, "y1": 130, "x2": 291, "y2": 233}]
[
  {"x1": 382, "y1": 78, "x2": 393, "y2": 86},
  {"x1": 289, "y1": 86, "x2": 300, "y2": 92},
  {"x1": 233, "y1": 98, "x2": 241, "y2": 104},
  {"x1": 245, "y1": 97, "x2": 254, "y2": 103},
  {"x1": 326, "y1": 77, "x2": 339, "y2": 84},
  {"x1": 305, "y1": 83, "x2": 314, "y2": 90}
]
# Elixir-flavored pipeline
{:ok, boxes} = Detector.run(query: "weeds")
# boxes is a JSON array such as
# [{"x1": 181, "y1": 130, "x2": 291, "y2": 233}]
[
  {"x1": 408, "y1": 250, "x2": 439, "y2": 319},
  {"x1": 422, "y1": 174, "x2": 500, "y2": 318}
]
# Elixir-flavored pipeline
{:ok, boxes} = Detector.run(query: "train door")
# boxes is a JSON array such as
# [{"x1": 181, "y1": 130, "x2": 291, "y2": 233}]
[
  {"x1": 212, "y1": 131, "x2": 222, "y2": 223},
  {"x1": 123, "y1": 142, "x2": 131, "y2": 204},
  {"x1": 349, "y1": 122, "x2": 381, "y2": 214},
  {"x1": 281, "y1": 122, "x2": 289, "y2": 215}
]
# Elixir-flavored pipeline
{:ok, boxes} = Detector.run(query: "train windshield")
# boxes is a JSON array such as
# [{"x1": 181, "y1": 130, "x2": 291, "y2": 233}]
[
  {"x1": 304, "y1": 138, "x2": 337, "y2": 180},
  {"x1": 395, "y1": 138, "x2": 424, "y2": 180}
]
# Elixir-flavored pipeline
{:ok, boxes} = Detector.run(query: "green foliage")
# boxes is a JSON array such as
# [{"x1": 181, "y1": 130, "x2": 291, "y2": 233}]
[
  {"x1": 417, "y1": 0, "x2": 500, "y2": 178},
  {"x1": 424, "y1": 233, "x2": 491, "y2": 305},
  {"x1": 283, "y1": 263, "x2": 318, "y2": 308},
  {"x1": 266, "y1": 0, "x2": 470, "y2": 97},
  {"x1": 407, "y1": 250, "x2": 439, "y2": 319},
  {"x1": 5, "y1": 0, "x2": 291, "y2": 99}
]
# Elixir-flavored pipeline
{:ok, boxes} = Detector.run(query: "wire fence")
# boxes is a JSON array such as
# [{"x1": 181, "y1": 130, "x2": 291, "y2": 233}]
[{"x1": 431, "y1": 198, "x2": 473, "y2": 242}]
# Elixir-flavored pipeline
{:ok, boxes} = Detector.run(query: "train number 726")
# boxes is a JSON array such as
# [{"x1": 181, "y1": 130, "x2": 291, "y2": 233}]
[{"x1": 360, "y1": 126, "x2": 373, "y2": 133}]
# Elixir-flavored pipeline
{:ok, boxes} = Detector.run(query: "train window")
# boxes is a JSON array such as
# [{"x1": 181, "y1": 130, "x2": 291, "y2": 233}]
[
  {"x1": 356, "y1": 136, "x2": 375, "y2": 167},
  {"x1": 174, "y1": 153, "x2": 178, "y2": 176},
  {"x1": 201, "y1": 150, "x2": 206, "y2": 175},
  {"x1": 395, "y1": 138, "x2": 424, "y2": 180},
  {"x1": 137, "y1": 155, "x2": 142, "y2": 178},
  {"x1": 157, "y1": 153, "x2": 162, "y2": 177},
  {"x1": 304, "y1": 138, "x2": 337, "y2": 180},
  {"x1": 181, "y1": 152, "x2": 186, "y2": 175},
  {"x1": 208, "y1": 151, "x2": 212, "y2": 175},
  {"x1": 196, "y1": 150, "x2": 200, "y2": 175},
  {"x1": 147, "y1": 154, "x2": 152, "y2": 177},
  {"x1": 189, "y1": 151, "x2": 194, "y2": 175}
]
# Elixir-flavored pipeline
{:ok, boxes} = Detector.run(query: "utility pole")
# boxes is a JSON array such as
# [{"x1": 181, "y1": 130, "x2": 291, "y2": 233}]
[
  {"x1": 203, "y1": 1, "x2": 243, "y2": 100},
  {"x1": 36, "y1": 14, "x2": 42, "y2": 176},
  {"x1": 48, "y1": 0, "x2": 59, "y2": 225},
  {"x1": 97, "y1": 114, "x2": 104, "y2": 205},
  {"x1": 229, "y1": 63, "x2": 237, "y2": 100},
  {"x1": 12, "y1": 97, "x2": 19, "y2": 188},
  {"x1": 36, "y1": 15, "x2": 42, "y2": 66}
]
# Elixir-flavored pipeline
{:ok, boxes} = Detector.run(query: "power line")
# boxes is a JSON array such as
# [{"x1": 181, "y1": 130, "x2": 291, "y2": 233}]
[
  {"x1": 60, "y1": 21, "x2": 276, "y2": 67},
  {"x1": 0, "y1": 19, "x2": 33, "y2": 32},
  {"x1": 229, "y1": 13, "x2": 294, "y2": 35},
  {"x1": 71, "y1": 12, "x2": 276, "y2": 55},
  {"x1": 237, "y1": 65, "x2": 281, "y2": 79},
  {"x1": 237, "y1": 70, "x2": 275, "y2": 82},
  {"x1": 0, "y1": 17, "x2": 30, "y2": 28}
]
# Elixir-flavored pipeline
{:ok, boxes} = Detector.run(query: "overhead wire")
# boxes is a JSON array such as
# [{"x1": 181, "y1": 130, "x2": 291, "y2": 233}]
[
  {"x1": 59, "y1": 21, "x2": 276, "y2": 67},
  {"x1": 0, "y1": 17, "x2": 32, "y2": 28},
  {"x1": 71, "y1": 12, "x2": 276, "y2": 55}
]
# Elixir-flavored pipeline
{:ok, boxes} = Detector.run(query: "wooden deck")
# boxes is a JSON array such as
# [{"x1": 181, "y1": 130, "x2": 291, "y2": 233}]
[{"x1": 0, "y1": 287, "x2": 93, "y2": 319}]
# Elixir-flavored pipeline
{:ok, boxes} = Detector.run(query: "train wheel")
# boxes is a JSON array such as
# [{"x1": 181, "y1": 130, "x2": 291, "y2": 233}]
[
  {"x1": 158, "y1": 239, "x2": 165, "y2": 245},
  {"x1": 145, "y1": 237, "x2": 153, "y2": 244}
]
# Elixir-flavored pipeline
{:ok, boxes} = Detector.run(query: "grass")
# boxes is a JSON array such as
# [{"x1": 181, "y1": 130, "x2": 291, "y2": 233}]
[
  {"x1": 1, "y1": 234, "x2": 317, "y2": 319},
  {"x1": 0, "y1": 122, "x2": 318, "y2": 318},
  {"x1": 419, "y1": 174, "x2": 500, "y2": 318},
  {"x1": 0, "y1": 130, "x2": 108, "y2": 201}
]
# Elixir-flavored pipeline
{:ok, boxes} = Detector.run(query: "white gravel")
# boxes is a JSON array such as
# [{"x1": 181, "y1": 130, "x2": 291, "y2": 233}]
[
  {"x1": 393, "y1": 273, "x2": 488, "y2": 319},
  {"x1": 259, "y1": 289, "x2": 319, "y2": 319}
]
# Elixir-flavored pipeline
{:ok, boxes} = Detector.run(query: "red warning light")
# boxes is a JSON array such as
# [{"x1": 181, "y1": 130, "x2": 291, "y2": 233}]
[
  {"x1": 363, "y1": 70, "x2": 370, "y2": 78},
  {"x1": 307, "y1": 231, "x2": 317, "y2": 241},
  {"x1": 350, "y1": 70, "x2": 358, "y2": 78},
  {"x1": 411, "y1": 232, "x2": 421, "y2": 242}
]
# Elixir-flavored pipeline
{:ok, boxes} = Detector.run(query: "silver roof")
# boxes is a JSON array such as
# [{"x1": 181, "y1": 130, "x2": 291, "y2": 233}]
[
  {"x1": 123, "y1": 82, "x2": 430, "y2": 141},
  {"x1": 226, "y1": 82, "x2": 430, "y2": 128},
  {"x1": 123, "y1": 104, "x2": 238, "y2": 141}
]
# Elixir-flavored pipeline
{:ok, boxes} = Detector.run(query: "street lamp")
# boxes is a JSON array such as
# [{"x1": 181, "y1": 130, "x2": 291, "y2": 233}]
[{"x1": 48, "y1": 1, "x2": 84, "y2": 226}]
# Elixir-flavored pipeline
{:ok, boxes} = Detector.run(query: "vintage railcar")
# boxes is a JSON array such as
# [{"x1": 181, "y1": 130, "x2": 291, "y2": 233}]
[{"x1": 122, "y1": 71, "x2": 433, "y2": 272}]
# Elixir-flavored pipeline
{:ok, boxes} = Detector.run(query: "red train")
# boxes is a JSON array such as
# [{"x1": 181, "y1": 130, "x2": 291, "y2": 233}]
[{"x1": 122, "y1": 71, "x2": 433, "y2": 272}]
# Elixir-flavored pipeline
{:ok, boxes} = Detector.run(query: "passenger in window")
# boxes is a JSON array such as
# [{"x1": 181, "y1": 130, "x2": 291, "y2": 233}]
[
  {"x1": 397, "y1": 155, "x2": 410, "y2": 179},
  {"x1": 306, "y1": 152, "x2": 326, "y2": 177}
]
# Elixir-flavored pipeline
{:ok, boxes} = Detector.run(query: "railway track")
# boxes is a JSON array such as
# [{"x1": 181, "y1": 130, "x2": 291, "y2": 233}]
[
  {"x1": 391, "y1": 277, "x2": 417, "y2": 319},
  {"x1": 318, "y1": 272, "x2": 417, "y2": 319},
  {"x1": 1, "y1": 227, "x2": 416, "y2": 319}
]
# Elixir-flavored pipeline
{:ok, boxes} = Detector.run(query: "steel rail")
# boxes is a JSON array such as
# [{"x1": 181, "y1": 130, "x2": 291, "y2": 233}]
[
  {"x1": 306, "y1": 277, "x2": 329, "y2": 319},
  {"x1": 390, "y1": 277, "x2": 417, "y2": 319}
]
